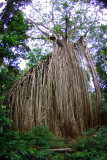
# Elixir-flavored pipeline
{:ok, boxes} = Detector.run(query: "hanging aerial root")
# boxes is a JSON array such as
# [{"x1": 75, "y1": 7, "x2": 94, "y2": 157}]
[{"x1": 5, "y1": 38, "x2": 97, "y2": 137}]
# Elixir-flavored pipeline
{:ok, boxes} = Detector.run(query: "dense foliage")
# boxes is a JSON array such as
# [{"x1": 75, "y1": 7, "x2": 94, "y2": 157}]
[
  {"x1": 96, "y1": 47, "x2": 107, "y2": 90},
  {"x1": 70, "y1": 126, "x2": 107, "y2": 160},
  {"x1": 0, "y1": 11, "x2": 29, "y2": 67},
  {"x1": 0, "y1": 0, "x2": 31, "y2": 97},
  {"x1": 0, "y1": 66, "x2": 19, "y2": 97},
  {"x1": 25, "y1": 45, "x2": 50, "y2": 68}
]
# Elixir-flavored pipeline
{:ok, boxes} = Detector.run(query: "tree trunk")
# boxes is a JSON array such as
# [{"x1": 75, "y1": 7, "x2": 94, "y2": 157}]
[
  {"x1": 5, "y1": 38, "x2": 94, "y2": 137},
  {"x1": 77, "y1": 37, "x2": 102, "y2": 125}
]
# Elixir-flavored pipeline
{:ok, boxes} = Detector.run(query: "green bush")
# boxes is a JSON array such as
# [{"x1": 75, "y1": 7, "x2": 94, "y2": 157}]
[
  {"x1": 21, "y1": 125, "x2": 62, "y2": 149},
  {"x1": 0, "y1": 105, "x2": 36, "y2": 160},
  {"x1": 70, "y1": 126, "x2": 107, "y2": 160},
  {"x1": 0, "y1": 130, "x2": 36, "y2": 160},
  {"x1": 0, "y1": 105, "x2": 12, "y2": 132}
]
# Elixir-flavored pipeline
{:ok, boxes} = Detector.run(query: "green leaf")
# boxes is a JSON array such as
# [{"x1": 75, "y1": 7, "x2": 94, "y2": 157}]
[
  {"x1": 55, "y1": 6, "x2": 61, "y2": 11},
  {"x1": 63, "y1": 1, "x2": 68, "y2": 9},
  {"x1": 76, "y1": 152, "x2": 85, "y2": 157},
  {"x1": 99, "y1": 33, "x2": 103, "y2": 39},
  {"x1": 9, "y1": 151, "x2": 22, "y2": 160}
]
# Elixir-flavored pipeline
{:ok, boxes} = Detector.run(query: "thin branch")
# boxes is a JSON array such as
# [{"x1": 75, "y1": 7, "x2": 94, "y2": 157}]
[
  {"x1": 83, "y1": 20, "x2": 97, "y2": 37},
  {"x1": 65, "y1": 17, "x2": 68, "y2": 41},
  {"x1": 37, "y1": 23, "x2": 59, "y2": 40},
  {"x1": 28, "y1": 19, "x2": 50, "y2": 38},
  {"x1": 68, "y1": 25, "x2": 76, "y2": 42},
  {"x1": 28, "y1": 19, "x2": 59, "y2": 40},
  {"x1": 47, "y1": 148, "x2": 72, "y2": 153},
  {"x1": 31, "y1": 5, "x2": 48, "y2": 25},
  {"x1": 50, "y1": 1, "x2": 55, "y2": 26},
  {"x1": 35, "y1": 24, "x2": 50, "y2": 38},
  {"x1": 31, "y1": 37, "x2": 46, "y2": 40},
  {"x1": 83, "y1": 10, "x2": 98, "y2": 37}
]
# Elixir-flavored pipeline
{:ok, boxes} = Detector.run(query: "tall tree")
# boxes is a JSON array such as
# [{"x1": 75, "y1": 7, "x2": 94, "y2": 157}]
[
  {"x1": 26, "y1": 0, "x2": 106, "y2": 124},
  {"x1": 0, "y1": 0, "x2": 31, "y2": 98},
  {"x1": 4, "y1": 0, "x2": 107, "y2": 137}
]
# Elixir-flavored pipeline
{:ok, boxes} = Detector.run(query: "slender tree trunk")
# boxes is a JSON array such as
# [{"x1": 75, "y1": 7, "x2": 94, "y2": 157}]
[{"x1": 81, "y1": 37, "x2": 102, "y2": 125}]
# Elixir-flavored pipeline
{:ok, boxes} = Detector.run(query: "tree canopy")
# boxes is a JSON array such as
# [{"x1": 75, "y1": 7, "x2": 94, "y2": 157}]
[
  {"x1": 25, "y1": 0, "x2": 106, "y2": 92},
  {"x1": 25, "y1": 0, "x2": 106, "y2": 54},
  {"x1": 0, "y1": 0, "x2": 31, "y2": 97}
]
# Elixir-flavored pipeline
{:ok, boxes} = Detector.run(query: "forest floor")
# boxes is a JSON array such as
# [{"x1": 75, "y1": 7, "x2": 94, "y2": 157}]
[{"x1": 47, "y1": 136, "x2": 80, "y2": 152}]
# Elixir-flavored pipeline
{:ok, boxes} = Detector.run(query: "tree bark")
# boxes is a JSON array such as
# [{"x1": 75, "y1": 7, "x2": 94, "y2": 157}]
[
  {"x1": 79, "y1": 37, "x2": 102, "y2": 125},
  {"x1": 5, "y1": 37, "x2": 96, "y2": 137}
]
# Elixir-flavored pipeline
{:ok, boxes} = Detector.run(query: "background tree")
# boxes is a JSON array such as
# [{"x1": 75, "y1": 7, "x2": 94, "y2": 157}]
[{"x1": 0, "y1": 0, "x2": 31, "y2": 97}]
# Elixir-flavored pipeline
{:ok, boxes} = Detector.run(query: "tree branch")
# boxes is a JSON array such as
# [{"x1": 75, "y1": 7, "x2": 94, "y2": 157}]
[
  {"x1": 31, "y1": 5, "x2": 48, "y2": 25},
  {"x1": 47, "y1": 148, "x2": 72, "y2": 153},
  {"x1": 83, "y1": 11, "x2": 97, "y2": 37},
  {"x1": 28, "y1": 19, "x2": 59, "y2": 41},
  {"x1": 83, "y1": 20, "x2": 97, "y2": 37},
  {"x1": 51, "y1": 2, "x2": 55, "y2": 26},
  {"x1": 68, "y1": 26, "x2": 76, "y2": 42},
  {"x1": 32, "y1": 37, "x2": 46, "y2": 40},
  {"x1": 65, "y1": 17, "x2": 68, "y2": 41}
]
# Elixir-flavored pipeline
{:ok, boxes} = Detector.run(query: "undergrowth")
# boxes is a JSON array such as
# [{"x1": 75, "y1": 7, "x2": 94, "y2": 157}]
[
  {"x1": 0, "y1": 105, "x2": 62, "y2": 160},
  {"x1": 0, "y1": 105, "x2": 107, "y2": 160},
  {"x1": 70, "y1": 126, "x2": 107, "y2": 160}
]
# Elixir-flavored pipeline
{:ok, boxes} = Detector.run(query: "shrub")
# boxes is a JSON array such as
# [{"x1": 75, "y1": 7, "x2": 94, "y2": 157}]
[
  {"x1": 70, "y1": 126, "x2": 107, "y2": 160},
  {"x1": 0, "y1": 105, "x2": 12, "y2": 132},
  {"x1": 0, "y1": 106, "x2": 36, "y2": 160}
]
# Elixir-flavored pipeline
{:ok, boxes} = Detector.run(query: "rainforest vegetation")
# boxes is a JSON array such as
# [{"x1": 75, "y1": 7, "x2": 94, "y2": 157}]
[{"x1": 0, "y1": 0, "x2": 107, "y2": 159}]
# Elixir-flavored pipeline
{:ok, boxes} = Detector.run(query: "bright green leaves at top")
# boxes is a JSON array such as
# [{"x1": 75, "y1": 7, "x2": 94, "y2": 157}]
[
  {"x1": 51, "y1": 0, "x2": 96, "y2": 41},
  {"x1": 55, "y1": 6, "x2": 61, "y2": 11},
  {"x1": 26, "y1": 46, "x2": 42, "y2": 68},
  {"x1": 0, "y1": 11, "x2": 29, "y2": 67},
  {"x1": 29, "y1": 0, "x2": 106, "y2": 44},
  {"x1": 62, "y1": 1, "x2": 69, "y2": 9},
  {"x1": 100, "y1": 25, "x2": 107, "y2": 33},
  {"x1": 53, "y1": 24, "x2": 61, "y2": 37},
  {"x1": 7, "y1": 12, "x2": 28, "y2": 35},
  {"x1": 0, "y1": 10, "x2": 29, "y2": 97},
  {"x1": 2, "y1": 11, "x2": 28, "y2": 48}
]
